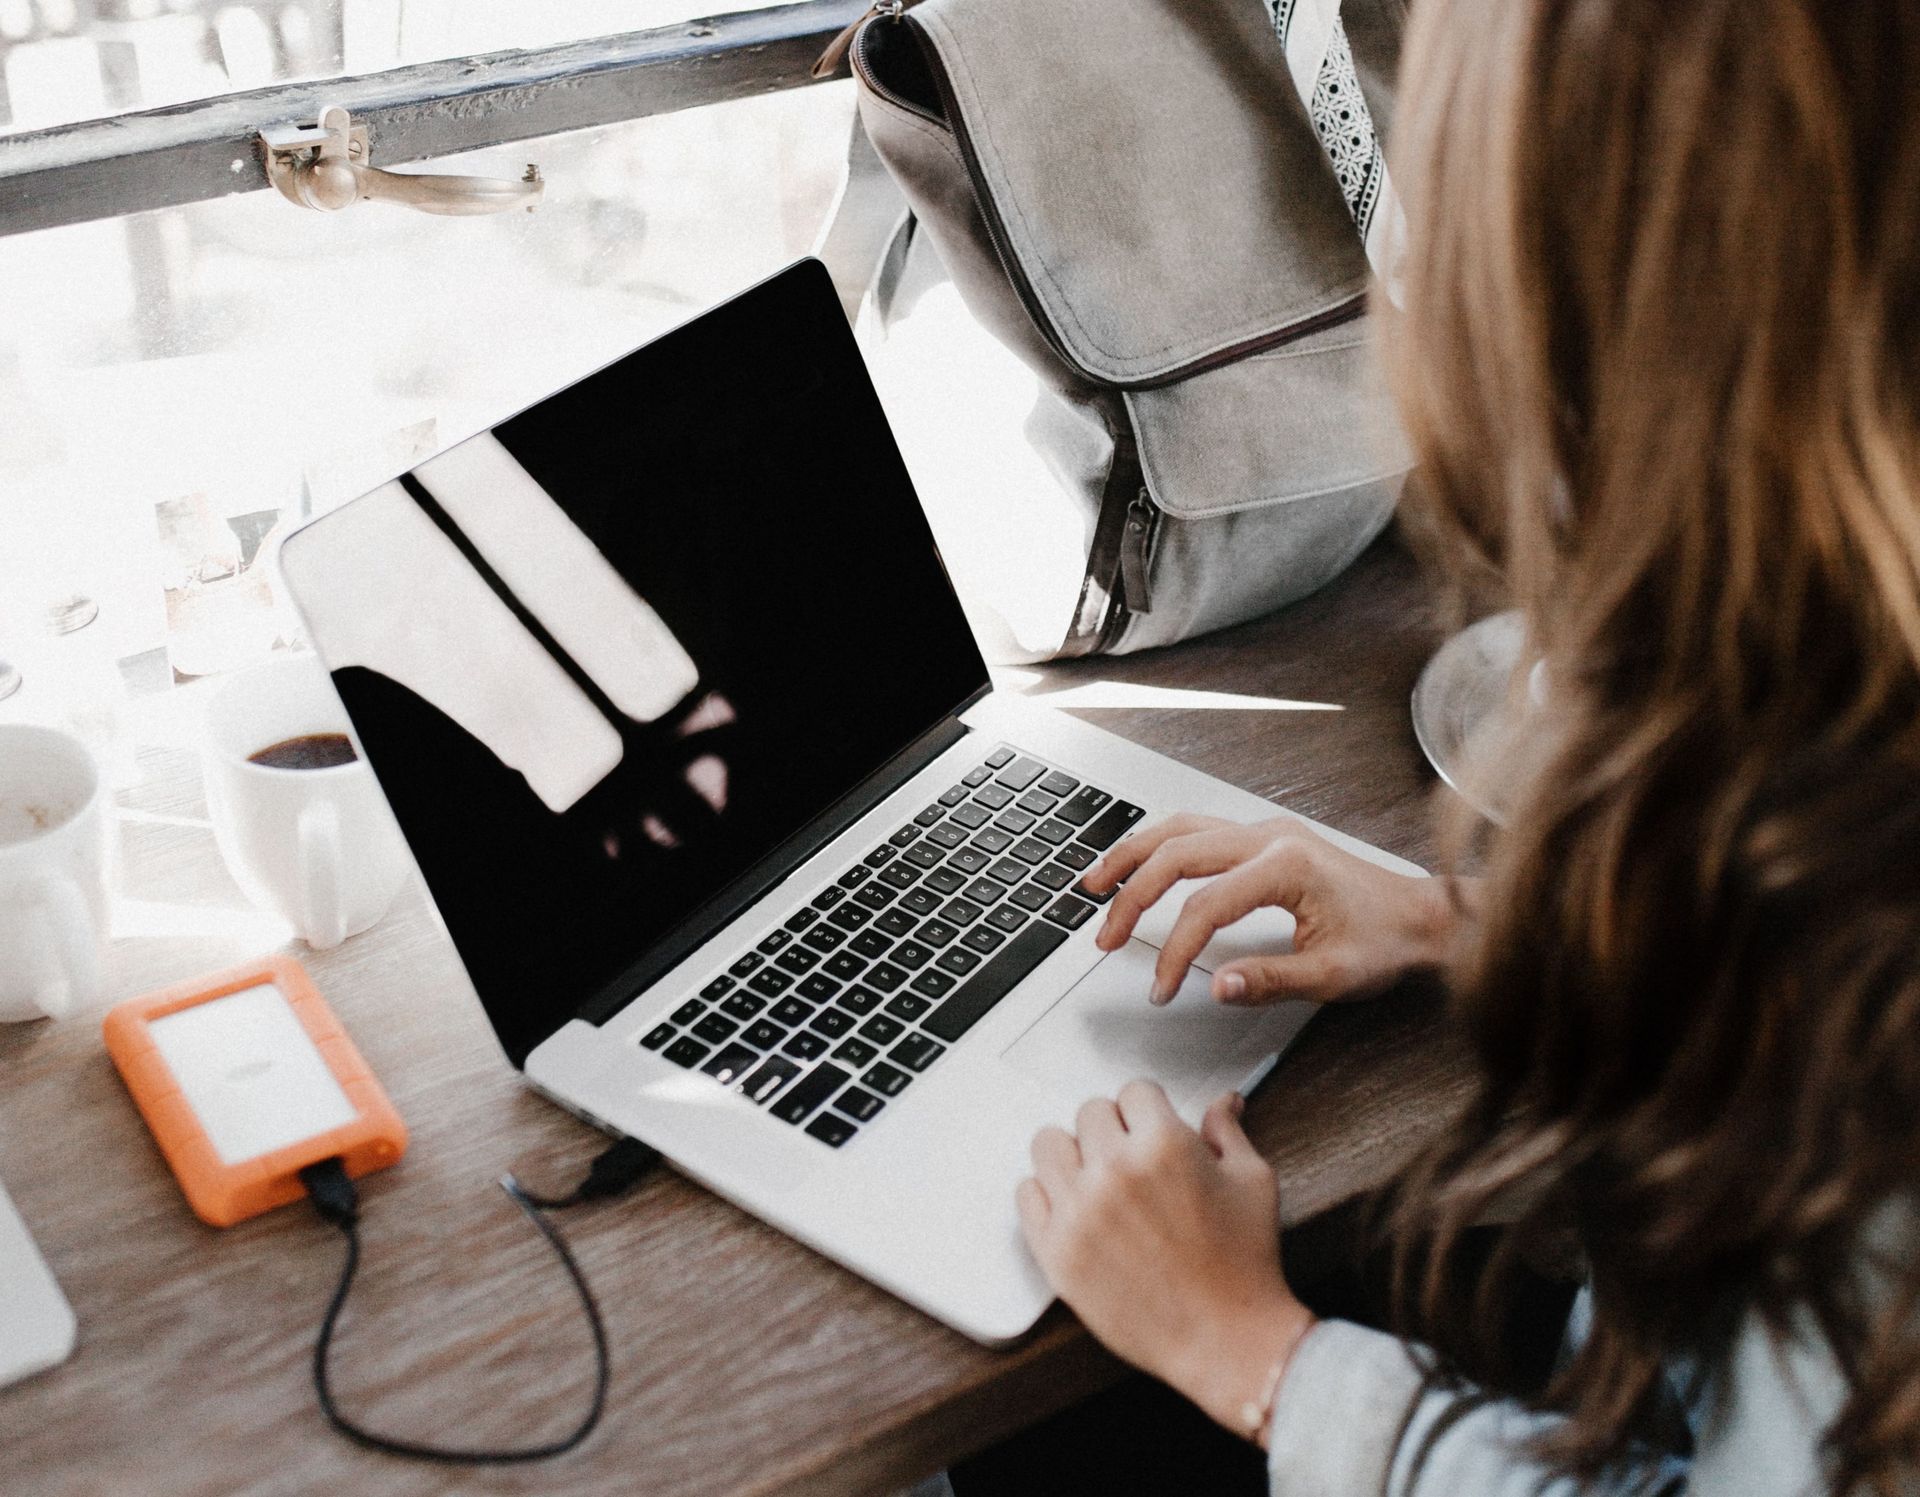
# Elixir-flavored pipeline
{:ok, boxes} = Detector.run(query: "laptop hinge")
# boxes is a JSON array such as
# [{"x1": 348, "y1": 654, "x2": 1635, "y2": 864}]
[{"x1": 565, "y1": 706, "x2": 982, "y2": 1046}]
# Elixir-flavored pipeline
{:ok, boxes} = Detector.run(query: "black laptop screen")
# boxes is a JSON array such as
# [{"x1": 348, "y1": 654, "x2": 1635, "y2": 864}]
[{"x1": 287, "y1": 262, "x2": 989, "y2": 1065}]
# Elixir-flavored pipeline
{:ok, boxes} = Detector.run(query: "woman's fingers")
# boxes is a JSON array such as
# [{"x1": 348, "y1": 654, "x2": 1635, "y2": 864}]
[
  {"x1": 1080, "y1": 813, "x2": 1231, "y2": 895},
  {"x1": 1014, "y1": 1176, "x2": 1051, "y2": 1246},
  {"x1": 1211, "y1": 951, "x2": 1348, "y2": 1005},
  {"x1": 1199, "y1": 1091, "x2": 1263, "y2": 1167},
  {"x1": 1147, "y1": 840, "x2": 1312, "y2": 1002},
  {"x1": 1074, "y1": 1096, "x2": 1127, "y2": 1158},
  {"x1": 1115, "y1": 1078, "x2": 1179, "y2": 1139},
  {"x1": 1029, "y1": 1125, "x2": 1082, "y2": 1192},
  {"x1": 1096, "y1": 822, "x2": 1279, "y2": 952}
]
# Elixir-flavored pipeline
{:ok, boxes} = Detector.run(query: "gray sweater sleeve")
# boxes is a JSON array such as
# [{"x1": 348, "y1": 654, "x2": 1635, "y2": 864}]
[{"x1": 1265, "y1": 1311, "x2": 1849, "y2": 1497}]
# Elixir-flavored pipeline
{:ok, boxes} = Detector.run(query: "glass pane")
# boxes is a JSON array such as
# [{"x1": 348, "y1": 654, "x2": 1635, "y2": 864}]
[
  {"x1": 0, "y1": 81, "x2": 856, "y2": 765},
  {"x1": 0, "y1": 0, "x2": 803, "y2": 136}
]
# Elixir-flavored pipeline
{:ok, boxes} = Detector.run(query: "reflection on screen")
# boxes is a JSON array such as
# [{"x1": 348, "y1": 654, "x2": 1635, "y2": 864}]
[{"x1": 288, "y1": 263, "x2": 988, "y2": 1065}]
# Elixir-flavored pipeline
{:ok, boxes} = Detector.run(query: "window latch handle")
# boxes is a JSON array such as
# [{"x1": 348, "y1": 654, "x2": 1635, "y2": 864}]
[{"x1": 259, "y1": 105, "x2": 543, "y2": 216}]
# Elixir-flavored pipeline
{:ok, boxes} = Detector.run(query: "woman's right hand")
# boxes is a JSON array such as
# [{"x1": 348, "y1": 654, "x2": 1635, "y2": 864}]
[{"x1": 1079, "y1": 813, "x2": 1463, "y2": 1007}]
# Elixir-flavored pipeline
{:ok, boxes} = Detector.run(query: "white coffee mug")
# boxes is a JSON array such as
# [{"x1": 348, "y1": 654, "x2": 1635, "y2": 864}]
[
  {"x1": 0, "y1": 725, "x2": 110, "y2": 1022},
  {"x1": 202, "y1": 656, "x2": 411, "y2": 950}
]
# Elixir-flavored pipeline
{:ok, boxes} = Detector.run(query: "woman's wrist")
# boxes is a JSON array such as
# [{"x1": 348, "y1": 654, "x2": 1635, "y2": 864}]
[{"x1": 1168, "y1": 1291, "x2": 1318, "y2": 1445}]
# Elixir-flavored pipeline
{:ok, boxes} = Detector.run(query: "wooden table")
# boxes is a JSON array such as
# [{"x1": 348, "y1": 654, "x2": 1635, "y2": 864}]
[{"x1": 0, "y1": 534, "x2": 1473, "y2": 1497}]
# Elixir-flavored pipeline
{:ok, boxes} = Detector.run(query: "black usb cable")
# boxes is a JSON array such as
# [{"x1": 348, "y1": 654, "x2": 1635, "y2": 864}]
[{"x1": 298, "y1": 1136, "x2": 660, "y2": 1464}]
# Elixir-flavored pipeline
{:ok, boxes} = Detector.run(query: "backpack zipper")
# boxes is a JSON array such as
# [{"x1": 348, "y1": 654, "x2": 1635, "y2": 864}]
[{"x1": 1117, "y1": 491, "x2": 1159, "y2": 616}]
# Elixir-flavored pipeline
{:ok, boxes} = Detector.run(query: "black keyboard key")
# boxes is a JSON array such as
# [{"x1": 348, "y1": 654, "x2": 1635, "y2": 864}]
[
  {"x1": 663, "y1": 1036, "x2": 711, "y2": 1068},
  {"x1": 671, "y1": 999, "x2": 706, "y2": 1026},
  {"x1": 926, "y1": 822, "x2": 966, "y2": 849},
  {"x1": 947, "y1": 847, "x2": 989, "y2": 876},
  {"x1": 879, "y1": 862, "x2": 920, "y2": 889},
  {"x1": 923, "y1": 920, "x2": 1069, "y2": 1043},
  {"x1": 739, "y1": 1055, "x2": 802, "y2": 1104},
  {"x1": 972, "y1": 827, "x2": 1015, "y2": 855},
  {"x1": 996, "y1": 807, "x2": 1037, "y2": 835},
  {"x1": 889, "y1": 825, "x2": 920, "y2": 848},
  {"x1": 949, "y1": 801, "x2": 991, "y2": 829},
  {"x1": 886, "y1": 992, "x2": 934, "y2": 1021},
  {"x1": 962, "y1": 925, "x2": 1007, "y2": 955},
  {"x1": 876, "y1": 908, "x2": 917, "y2": 938},
  {"x1": 1012, "y1": 837, "x2": 1053, "y2": 865},
  {"x1": 1044, "y1": 893, "x2": 1097, "y2": 930},
  {"x1": 1039, "y1": 771, "x2": 1080, "y2": 798},
  {"x1": 785, "y1": 907, "x2": 819, "y2": 933},
  {"x1": 900, "y1": 887, "x2": 942, "y2": 915},
  {"x1": 1076, "y1": 799, "x2": 1146, "y2": 851},
  {"x1": 942, "y1": 897, "x2": 986, "y2": 925},
  {"x1": 757, "y1": 929, "x2": 793, "y2": 955},
  {"x1": 744, "y1": 1018, "x2": 788, "y2": 1049},
  {"x1": 975, "y1": 783, "x2": 1015, "y2": 811},
  {"x1": 776, "y1": 946, "x2": 820, "y2": 975},
  {"x1": 701, "y1": 1041, "x2": 759, "y2": 1085},
  {"x1": 836, "y1": 985, "x2": 882, "y2": 1016},
  {"x1": 861, "y1": 1013, "x2": 906, "y2": 1044},
  {"x1": 825, "y1": 951, "x2": 867, "y2": 982},
  {"x1": 937, "y1": 947, "x2": 982, "y2": 977},
  {"x1": 828, "y1": 904, "x2": 873, "y2": 931},
  {"x1": 809, "y1": 1007, "x2": 855, "y2": 1038},
  {"x1": 838, "y1": 864, "x2": 872, "y2": 889},
  {"x1": 867, "y1": 962, "x2": 907, "y2": 992},
  {"x1": 721, "y1": 992, "x2": 767, "y2": 1021},
  {"x1": 865, "y1": 844, "x2": 898, "y2": 868},
  {"x1": 904, "y1": 841, "x2": 944, "y2": 869},
  {"x1": 914, "y1": 805, "x2": 944, "y2": 827},
  {"x1": 939, "y1": 784, "x2": 970, "y2": 807},
  {"x1": 833, "y1": 1036, "x2": 879, "y2": 1068},
  {"x1": 640, "y1": 1022, "x2": 675, "y2": 1050},
  {"x1": 1035, "y1": 818, "x2": 1074, "y2": 846},
  {"x1": 917, "y1": 919, "x2": 959, "y2": 947},
  {"x1": 985, "y1": 746, "x2": 1015, "y2": 768},
  {"x1": 704, "y1": 974, "x2": 738, "y2": 999},
  {"x1": 988, "y1": 856, "x2": 1029, "y2": 886},
  {"x1": 996, "y1": 757, "x2": 1045, "y2": 791},
  {"x1": 802, "y1": 923, "x2": 846, "y2": 952},
  {"x1": 1017, "y1": 788, "x2": 1058, "y2": 816},
  {"x1": 1010, "y1": 882, "x2": 1053, "y2": 912},
  {"x1": 923, "y1": 866, "x2": 966, "y2": 895},
  {"x1": 812, "y1": 884, "x2": 848, "y2": 911},
  {"x1": 892, "y1": 941, "x2": 933, "y2": 970},
  {"x1": 1055, "y1": 842, "x2": 1097, "y2": 870},
  {"x1": 771, "y1": 1062, "x2": 852, "y2": 1125},
  {"x1": 891, "y1": 1033, "x2": 946, "y2": 1072},
  {"x1": 769, "y1": 996, "x2": 811, "y2": 1026},
  {"x1": 964, "y1": 764, "x2": 995, "y2": 786},
  {"x1": 854, "y1": 883, "x2": 895, "y2": 910},
  {"x1": 798, "y1": 974, "x2": 841, "y2": 1003},
  {"x1": 806, "y1": 1113, "x2": 857, "y2": 1148},
  {"x1": 1056, "y1": 785, "x2": 1111, "y2": 827},
  {"x1": 961, "y1": 880, "x2": 1005, "y2": 908},
  {"x1": 910, "y1": 969, "x2": 956, "y2": 999},
  {"x1": 1034, "y1": 862, "x2": 1073, "y2": 891},
  {"x1": 835, "y1": 1086, "x2": 886, "y2": 1122},
  {"x1": 987, "y1": 904, "x2": 1030, "y2": 933},
  {"x1": 783, "y1": 1030, "x2": 829, "y2": 1061},
  {"x1": 864, "y1": 1062, "x2": 913, "y2": 1097},
  {"x1": 851, "y1": 930, "x2": 892, "y2": 959}
]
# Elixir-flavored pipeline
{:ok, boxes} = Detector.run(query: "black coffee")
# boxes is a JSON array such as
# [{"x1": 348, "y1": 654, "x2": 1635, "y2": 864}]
[{"x1": 247, "y1": 733, "x2": 358, "y2": 771}]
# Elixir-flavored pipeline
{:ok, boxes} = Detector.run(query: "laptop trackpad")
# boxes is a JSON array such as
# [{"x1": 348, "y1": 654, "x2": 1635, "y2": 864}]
[{"x1": 1000, "y1": 941, "x2": 1269, "y2": 1113}]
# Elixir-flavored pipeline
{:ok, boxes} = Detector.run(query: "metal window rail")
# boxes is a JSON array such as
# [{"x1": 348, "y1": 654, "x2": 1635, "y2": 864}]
[{"x1": 0, "y1": 0, "x2": 867, "y2": 239}]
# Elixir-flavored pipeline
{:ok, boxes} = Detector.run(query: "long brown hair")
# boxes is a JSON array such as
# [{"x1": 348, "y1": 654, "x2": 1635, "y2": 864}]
[{"x1": 1380, "y1": 0, "x2": 1920, "y2": 1490}]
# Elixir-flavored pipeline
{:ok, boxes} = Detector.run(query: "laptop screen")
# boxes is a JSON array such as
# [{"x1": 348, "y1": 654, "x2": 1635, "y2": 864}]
[{"x1": 282, "y1": 261, "x2": 990, "y2": 1065}]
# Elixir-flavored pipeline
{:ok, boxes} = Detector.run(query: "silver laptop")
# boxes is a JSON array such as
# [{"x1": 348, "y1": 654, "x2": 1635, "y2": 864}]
[{"x1": 277, "y1": 259, "x2": 1420, "y2": 1343}]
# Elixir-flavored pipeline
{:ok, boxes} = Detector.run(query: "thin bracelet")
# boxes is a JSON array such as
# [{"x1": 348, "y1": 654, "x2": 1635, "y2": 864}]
[{"x1": 1243, "y1": 1319, "x2": 1315, "y2": 1449}]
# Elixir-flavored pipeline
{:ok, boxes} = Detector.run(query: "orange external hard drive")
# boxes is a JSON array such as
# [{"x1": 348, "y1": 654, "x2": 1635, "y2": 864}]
[{"x1": 104, "y1": 954, "x2": 406, "y2": 1227}]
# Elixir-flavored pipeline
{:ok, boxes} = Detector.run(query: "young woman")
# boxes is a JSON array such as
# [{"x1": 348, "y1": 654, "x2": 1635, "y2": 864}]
[{"x1": 1014, "y1": 1, "x2": 1920, "y2": 1492}]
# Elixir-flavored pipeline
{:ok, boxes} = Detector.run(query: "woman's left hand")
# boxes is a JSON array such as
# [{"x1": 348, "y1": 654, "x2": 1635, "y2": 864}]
[{"x1": 1016, "y1": 1081, "x2": 1316, "y2": 1441}]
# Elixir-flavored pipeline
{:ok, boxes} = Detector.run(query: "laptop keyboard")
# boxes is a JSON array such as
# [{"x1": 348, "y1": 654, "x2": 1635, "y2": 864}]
[{"x1": 636, "y1": 745, "x2": 1144, "y2": 1148}]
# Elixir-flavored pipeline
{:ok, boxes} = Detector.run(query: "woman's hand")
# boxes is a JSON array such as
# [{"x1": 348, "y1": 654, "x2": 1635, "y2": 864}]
[
  {"x1": 1017, "y1": 1082, "x2": 1315, "y2": 1441},
  {"x1": 1080, "y1": 813, "x2": 1462, "y2": 1006}
]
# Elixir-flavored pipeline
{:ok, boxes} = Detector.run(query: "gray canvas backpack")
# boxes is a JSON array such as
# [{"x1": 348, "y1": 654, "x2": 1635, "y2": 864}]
[{"x1": 827, "y1": 0, "x2": 1412, "y2": 659}]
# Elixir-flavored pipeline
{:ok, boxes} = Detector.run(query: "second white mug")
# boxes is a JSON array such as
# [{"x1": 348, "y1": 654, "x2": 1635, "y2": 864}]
[{"x1": 202, "y1": 656, "x2": 412, "y2": 950}]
